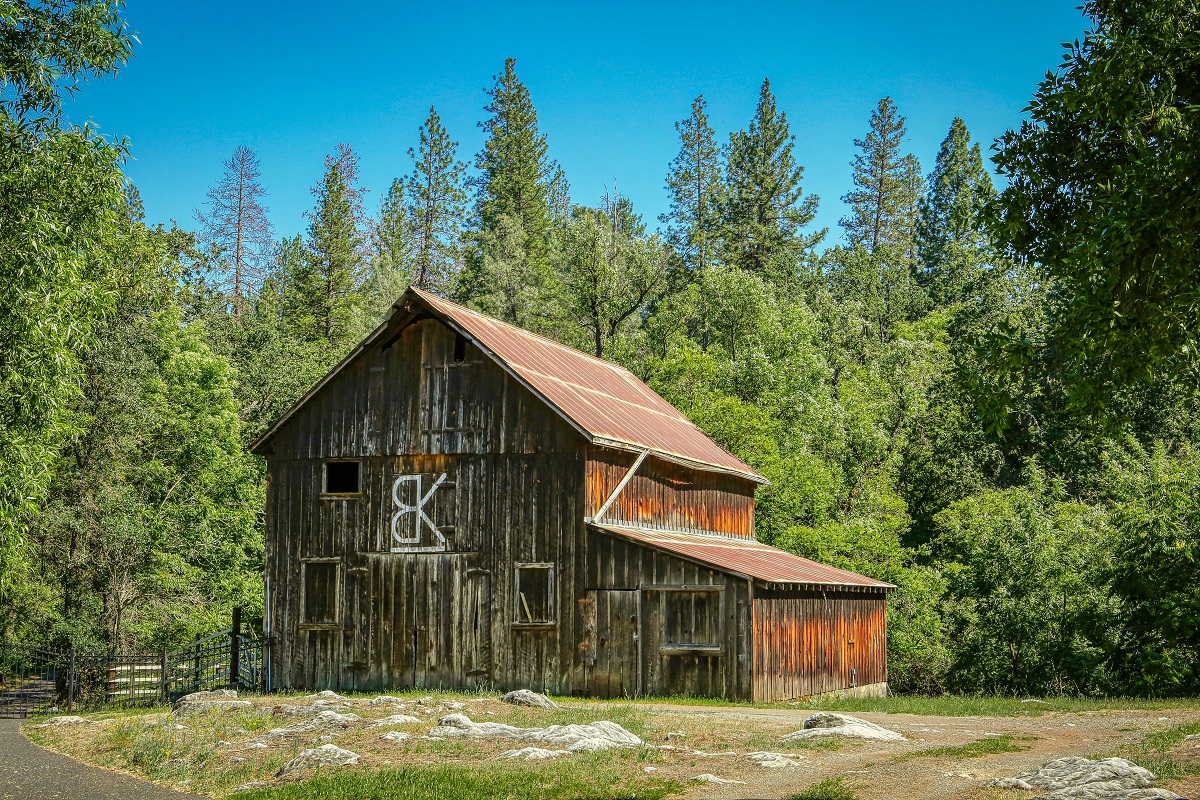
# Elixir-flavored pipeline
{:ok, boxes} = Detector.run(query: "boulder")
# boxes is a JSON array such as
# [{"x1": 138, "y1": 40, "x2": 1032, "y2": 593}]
[
  {"x1": 367, "y1": 714, "x2": 422, "y2": 728},
  {"x1": 783, "y1": 712, "x2": 903, "y2": 742},
  {"x1": 33, "y1": 716, "x2": 92, "y2": 728},
  {"x1": 746, "y1": 751, "x2": 804, "y2": 768},
  {"x1": 692, "y1": 774, "x2": 746, "y2": 785},
  {"x1": 500, "y1": 689, "x2": 559, "y2": 709},
  {"x1": 499, "y1": 747, "x2": 571, "y2": 760},
  {"x1": 275, "y1": 744, "x2": 360, "y2": 777},
  {"x1": 178, "y1": 689, "x2": 238, "y2": 703},
  {"x1": 988, "y1": 757, "x2": 1181, "y2": 800},
  {"x1": 369, "y1": 695, "x2": 406, "y2": 707},
  {"x1": 428, "y1": 713, "x2": 642, "y2": 752},
  {"x1": 380, "y1": 731, "x2": 411, "y2": 742},
  {"x1": 173, "y1": 699, "x2": 254, "y2": 717}
]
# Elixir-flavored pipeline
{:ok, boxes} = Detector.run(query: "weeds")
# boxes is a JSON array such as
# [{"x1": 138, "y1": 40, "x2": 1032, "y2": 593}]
[
  {"x1": 895, "y1": 735, "x2": 1034, "y2": 761},
  {"x1": 783, "y1": 777, "x2": 859, "y2": 800}
]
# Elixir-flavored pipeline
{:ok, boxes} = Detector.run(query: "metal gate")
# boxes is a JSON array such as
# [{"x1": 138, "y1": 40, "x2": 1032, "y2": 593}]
[{"x1": 0, "y1": 643, "x2": 66, "y2": 718}]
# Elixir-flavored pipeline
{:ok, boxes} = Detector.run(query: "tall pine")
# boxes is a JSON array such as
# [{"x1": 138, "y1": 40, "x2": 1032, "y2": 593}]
[
  {"x1": 722, "y1": 79, "x2": 822, "y2": 284},
  {"x1": 841, "y1": 98, "x2": 922, "y2": 256},
  {"x1": 300, "y1": 144, "x2": 367, "y2": 346},
  {"x1": 404, "y1": 106, "x2": 467, "y2": 295},
  {"x1": 916, "y1": 118, "x2": 995, "y2": 306},
  {"x1": 662, "y1": 95, "x2": 724, "y2": 279}
]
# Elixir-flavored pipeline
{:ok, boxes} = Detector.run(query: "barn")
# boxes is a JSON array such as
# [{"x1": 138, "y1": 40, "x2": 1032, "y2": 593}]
[{"x1": 251, "y1": 287, "x2": 894, "y2": 701}]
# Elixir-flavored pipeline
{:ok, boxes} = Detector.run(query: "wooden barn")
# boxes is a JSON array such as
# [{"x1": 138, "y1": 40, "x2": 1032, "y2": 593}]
[{"x1": 251, "y1": 287, "x2": 894, "y2": 701}]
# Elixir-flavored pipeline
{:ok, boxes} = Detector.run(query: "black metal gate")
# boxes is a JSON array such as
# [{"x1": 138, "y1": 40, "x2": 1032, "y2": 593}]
[{"x1": 0, "y1": 643, "x2": 67, "y2": 718}]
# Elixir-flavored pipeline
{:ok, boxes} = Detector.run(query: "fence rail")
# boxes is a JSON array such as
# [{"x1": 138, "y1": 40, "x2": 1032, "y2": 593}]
[{"x1": 0, "y1": 610, "x2": 269, "y2": 718}]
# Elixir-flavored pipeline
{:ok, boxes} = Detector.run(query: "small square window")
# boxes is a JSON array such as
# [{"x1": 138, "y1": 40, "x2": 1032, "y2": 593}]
[
  {"x1": 514, "y1": 564, "x2": 554, "y2": 625},
  {"x1": 324, "y1": 461, "x2": 361, "y2": 495},
  {"x1": 664, "y1": 590, "x2": 721, "y2": 648}
]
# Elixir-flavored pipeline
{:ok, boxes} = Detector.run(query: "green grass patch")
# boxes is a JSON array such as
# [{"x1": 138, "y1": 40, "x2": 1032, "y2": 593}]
[
  {"x1": 788, "y1": 695, "x2": 1200, "y2": 718},
  {"x1": 896, "y1": 735, "x2": 1034, "y2": 761},
  {"x1": 228, "y1": 760, "x2": 679, "y2": 800},
  {"x1": 1105, "y1": 720, "x2": 1200, "y2": 782},
  {"x1": 783, "y1": 777, "x2": 859, "y2": 800}
]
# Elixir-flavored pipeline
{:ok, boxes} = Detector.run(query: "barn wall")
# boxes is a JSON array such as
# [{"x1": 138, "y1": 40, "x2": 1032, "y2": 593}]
[
  {"x1": 585, "y1": 446, "x2": 755, "y2": 538},
  {"x1": 750, "y1": 588, "x2": 888, "y2": 702},
  {"x1": 581, "y1": 530, "x2": 753, "y2": 700},
  {"x1": 263, "y1": 316, "x2": 587, "y2": 694}
]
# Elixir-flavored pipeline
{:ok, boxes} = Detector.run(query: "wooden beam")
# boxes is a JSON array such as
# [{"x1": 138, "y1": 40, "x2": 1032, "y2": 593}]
[{"x1": 590, "y1": 449, "x2": 649, "y2": 524}]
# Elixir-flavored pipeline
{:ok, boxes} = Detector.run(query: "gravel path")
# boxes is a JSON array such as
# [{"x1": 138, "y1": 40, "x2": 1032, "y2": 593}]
[{"x1": 0, "y1": 719, "x2": 195, "y2": 800}]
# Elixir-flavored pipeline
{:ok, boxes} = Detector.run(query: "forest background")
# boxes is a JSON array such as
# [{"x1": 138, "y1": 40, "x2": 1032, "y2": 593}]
[{"x1": 2, "y1": 0, "x2": 1198, "y2": 698}]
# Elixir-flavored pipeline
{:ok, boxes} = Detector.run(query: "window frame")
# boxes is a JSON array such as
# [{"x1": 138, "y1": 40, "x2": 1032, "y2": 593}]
[
  {"x1": 659, "y1": 586, "x2": 724, "y2": 654},
  {"x1": 512, "y1": 562, "x2": 556, "y2": 629},
  {"x1": 322, "y1": 459, "x2": 363, "y2": 498},
  {"x1": 299, "y1": 558, "x2": 341, "y2": 629}
]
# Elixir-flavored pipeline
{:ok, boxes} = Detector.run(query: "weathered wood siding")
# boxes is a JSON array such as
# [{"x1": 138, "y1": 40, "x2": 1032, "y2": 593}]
[
  {"x1": 581, "y1": 530, "x2": 753, "y2": 699},
  {"x1": 585, "y1": 447, "x2": 755, "y2": 538},
  {"x1": 750, "y1": 588, "x2": 888, "y2": 702},
  {"x1": 262, "y1": 316, "x2": 587, "y2": 693}
]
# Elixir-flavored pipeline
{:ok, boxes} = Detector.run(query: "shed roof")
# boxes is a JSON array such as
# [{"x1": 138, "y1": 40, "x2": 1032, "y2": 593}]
[
  {"x1": 591, "y1": 522, "x2": 895, "y2": 592},
  {"x1": 252, "y1": 287, "x2": 764, "y2": 483}
]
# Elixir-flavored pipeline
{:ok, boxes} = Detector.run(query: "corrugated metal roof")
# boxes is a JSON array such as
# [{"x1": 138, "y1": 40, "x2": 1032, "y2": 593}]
[
  {"x1": 413, "y1": 288, "x2": 764, "y2": 482},
  {"x1": 591, "y1": 522, "x2": 895, "y2": 591}
]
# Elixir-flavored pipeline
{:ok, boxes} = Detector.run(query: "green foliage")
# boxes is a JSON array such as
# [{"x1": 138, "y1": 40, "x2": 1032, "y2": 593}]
[
  {"x1": 783, "y1": 778, "x2": 859, "y2": 800},
  {"x1": 898, "y1": 735, "x2": 1032, "y2": 761},
  {"x1": 989, "y1": 0, "x2": 1200, "y2": 412},
  {"x1": 403, "y1": 106, "x2": 468, "y2": 295},
  {"x1": 841, "y1": 97, "x2": 922, "y2": 256},
  {"x1": 662, "y1": 95, "x2": 724, "y2": 279}
]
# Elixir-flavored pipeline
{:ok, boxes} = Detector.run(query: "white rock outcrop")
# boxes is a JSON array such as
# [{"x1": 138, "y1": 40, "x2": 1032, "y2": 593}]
[
  {"x1": 173, "y1": 699, "x2": 254, "y2": 716},
  {"x1": 33, "y1": 716, "x2": 92, "y2": 728},
  {"x1": 499, "y1": 689, "x2": 559, "y2": 709},
  {"x1": 178, "y1": 689, "x2": 238, "y2": 703},
  {"x1": 367, "y1": 714, "x2": 422, "y2": 728},
  {"x1": 428, "y1": 713, "x2": 642, "y2": 752},
  {"x1": 242, "y1": 710, "x2": 361, "y2": 747},
  {"x1": 783, "y1": 712, "x2": 904, "y2": 742},
  {"x1": 369, "y1": 695, "x2": 406, "y2": 707},
  {"x1": 274, "y1": 700, "x2": 351, "y2": 717},
  {"x1": 988, "y1": 757, "x2": 1181, "y2": 800},
  {"x1": 499, "y1": 747, "x2": 571, "y2": 760},
  {"x1": 275, "y1": 744, "x2": 360, "y2": 777},
  {"x1": 380, "y1": 731, "x2": 411, "y2": 742},
  {"x1": 692, "y1": 774, "x2": 746, "y2": 785},
  {"x1": 746, "y1": 751, "x2": 804, "y2": 767}
]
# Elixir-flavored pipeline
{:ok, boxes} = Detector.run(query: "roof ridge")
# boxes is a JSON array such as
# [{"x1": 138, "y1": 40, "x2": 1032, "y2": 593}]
[{"x1": 411, "y1": 287, "x2": 632, "y2": 378}]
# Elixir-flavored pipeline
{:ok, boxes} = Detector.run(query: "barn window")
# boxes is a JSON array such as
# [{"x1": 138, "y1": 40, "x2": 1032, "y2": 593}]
[
  {"x1": 662, "y1": 589, "x2": 722, "y2": 651},
  {"x1": 453, "y1": 332, "x2": 468, "y2": 363},
  {"x1": 323, "y1": 460, "x2": 361, "y2": 495},
  {"x1": 301, "y1": 560, "x2": 340, "y2": 626},
  {"x1": 514, "y1": 563, "x2": 554, "y2": 625}
]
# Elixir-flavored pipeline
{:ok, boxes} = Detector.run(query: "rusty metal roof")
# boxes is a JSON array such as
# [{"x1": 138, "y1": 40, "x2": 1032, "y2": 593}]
[
  {"x1": 412, "y1": 288, "x2": 764, "y2": 482},
  {"x1": 591, "y1": 522, "x2": 895, "y2": 591}
]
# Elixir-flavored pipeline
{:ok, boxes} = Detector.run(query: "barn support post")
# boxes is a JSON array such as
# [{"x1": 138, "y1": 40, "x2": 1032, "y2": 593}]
[{"x1": 229, "y1": 606, "x2": 241, "y2": 690}]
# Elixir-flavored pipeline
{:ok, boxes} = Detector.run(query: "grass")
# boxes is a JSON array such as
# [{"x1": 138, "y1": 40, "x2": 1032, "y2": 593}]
[
  {"x1": 784, "y1": 695, "x2": 1200, "y2": 718},
  {"x1": 783, "y1": 777, "x2": 859, "y2": 800},
  {"x1": 895, "y1": 735, "x2": 1034, "y2": 761},
  {"x1": 1106, "y1": 720, "x2": 1200, "y2": 782},
  {"x1": 228, "y1": 760, "x2": 680, "y2": 800}
]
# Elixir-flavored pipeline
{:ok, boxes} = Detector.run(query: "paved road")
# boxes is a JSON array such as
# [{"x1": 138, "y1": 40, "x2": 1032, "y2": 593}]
[{"x1": 0, "y1": 719, "x2": 195, "y2": 800}]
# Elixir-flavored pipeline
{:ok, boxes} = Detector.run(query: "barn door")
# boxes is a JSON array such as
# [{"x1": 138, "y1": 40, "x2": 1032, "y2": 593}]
[
  {"x1": 585, "y1": 590, "x2": 640, "y2": 698},
  {"x1": 465, "y1": 569, "x2": 492, "y2": 685},
  {"x1": 641, "y1": 587, "x2": 725, "y2": 697}
]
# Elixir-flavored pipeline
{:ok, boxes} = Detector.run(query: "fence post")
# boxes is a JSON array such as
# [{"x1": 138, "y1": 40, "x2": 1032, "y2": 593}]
[
  {"x1": 160, "y1": 648, "x2": 169, "y2": 703},
  {"x1": 229, "y1": 607, "x2": 241, "y2": 691},
  {"x1": 67, "y1": 645, "x2": 75, "y2": 714}
]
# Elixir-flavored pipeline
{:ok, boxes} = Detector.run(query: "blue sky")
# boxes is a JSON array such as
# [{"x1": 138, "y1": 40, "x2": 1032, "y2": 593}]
[{"x1": 64, "y1": 1, "x2": 1090, "y2": 243}]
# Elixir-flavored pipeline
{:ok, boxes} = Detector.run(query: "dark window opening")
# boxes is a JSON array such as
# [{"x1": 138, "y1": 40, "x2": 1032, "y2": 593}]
[
  {"x1": 303, "y1": 561, "x2": 339, "y2": 625},
  {"x1": 664, "y1": 590, "x2": 721, "y2": 648},
  {"x1": 515, "y1": 564, "x2": 554, "y2": 624},
  {"x1": 324, "y1": 461, "x2": 361, "y2": 494},
  {"x1": 453, "y1": 332, "x2": 468, "y2": 363}
]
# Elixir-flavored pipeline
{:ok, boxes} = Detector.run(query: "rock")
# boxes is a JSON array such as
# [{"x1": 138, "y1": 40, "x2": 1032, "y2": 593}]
[
  {"x1": 746, "y1": 751, "x2": 804, "y2": 767},
  {"x1": 783, "y1": 712, "x2": 904, "y2": 742},
  {"x1": 369, "y1": 695, "x2": 406, "y2": 706},
  {"x1": 499, "y1": 747, "x2": 571, "y2": 760},
  {"x1": 1021, "y1": 699, "x2": 1050, "y2": 705},
  {"x1": 500, "y1": 689, "x2": 559, "y2": 709},
  {"x1": 306, "y1": 690, "x2": 350, "y2": 701},
  {"x1": 1184, "y1": 734, "x2": 1200, "y2": 741},
  {"x1": 440, "y1": 701, "x2": 465, "y2": 711},
  {"x1": 274, "y1": 701, "x2": 351, "y2": 717},
  {"x1": 666, "y1": 730, "x2": 687, "y2": 740},
  {"x1": 33, "y1": 716, "x2": 92, "y2": 728},
  {"x1": 173, "y1": 700, "x2": 254, "y2": 717},
  {"x1": 416, "y1": 696, "x2": 434, "y2": 705},
  {"x1": 241, "y1": 710, "x2": 361, "y2": 747},
  {"x1": 643, "y1": 766, "x2": 658, "y2": 773},
  {"x1": 692, "y1": 774, "x2": 746, "y2": 785},
  {"x1": 275, "y1": 744, "x2": 360, "y2": 777},
  {"x1": 367, "y1": 714, "x2": 422, "y2": 728},
  {"x1": 178, "y1": 689, "x2": 238, "y2": 703},
  {"x1": 380, "y1": 731, "x2": 411, "y2": 742},
  {"x1": 231, "y1": 782, "x2": 266, "y2": 793},
  {"x1": 691, "y1": 749, "x2": 738, "y2": 757},
  {"x1": 428, "y1": 713, "x2": 642, "y2": 752},
  {"x1": 988, "y1": 757, "x2": 1181, "y2": 800}
]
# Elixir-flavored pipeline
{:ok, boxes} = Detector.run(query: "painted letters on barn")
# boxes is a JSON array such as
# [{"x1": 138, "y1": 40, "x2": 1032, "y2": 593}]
[{"x1": 251, "y1": 287, "x2": 894, "y2": 700}]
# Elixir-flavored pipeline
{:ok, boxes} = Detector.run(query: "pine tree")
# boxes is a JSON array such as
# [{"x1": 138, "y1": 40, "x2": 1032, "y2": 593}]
[
  {"x1": 300, "y1": 144, "x2": 368, "y2": 346},
  {"x1": 404, "y1": 106, "x2": 467, "y2": 295},
  {"x1": 662, "y1": 95, "x2": 724, "y2": 278},
  {"x1": 374, "y1": 179, "x2": 412, "y2": 278},
  {"x1": 916, "y1": 118, "x2": 996, "y2": 306},
  {"x1": 194, "y1": 146, "x2": 274, "y2": 318},
  {"x1": 841, "y1": 98, "x2": 922, "y2": 256},
  {"x1": 722, "y1": 79, "x2": 823, "y2": 284},
  {"x1": 465, "y1": 58, "x2": 559, "y2": 321}
]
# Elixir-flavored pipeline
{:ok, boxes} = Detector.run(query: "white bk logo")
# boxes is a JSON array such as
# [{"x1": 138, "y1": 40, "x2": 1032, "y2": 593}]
[{"x1": 391, "y1": 473, "x2": 448, "y2": 551}]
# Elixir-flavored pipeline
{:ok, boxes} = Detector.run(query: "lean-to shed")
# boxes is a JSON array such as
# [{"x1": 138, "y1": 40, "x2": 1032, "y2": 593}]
[{"x1": 251, "y1": 287, "x2": 894, "y2": 700}]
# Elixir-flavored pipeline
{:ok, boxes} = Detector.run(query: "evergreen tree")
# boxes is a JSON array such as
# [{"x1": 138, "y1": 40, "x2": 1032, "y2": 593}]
[
  {"x1": 404, "y1": 106, "x2": 468, "y2": 295},
  {"x1": 299, "y1": 144, "x2": 368, "y2": 347},
  {"x1": 662, "y1": 95, "x2": 724, "y2": 278},
  {"x1": 373, "y1": 178, "x2": 412, "y2": 278},
  {"x1": 194, "y1": 146, "x2": 274, "y2": 318},
  {"x1": 466, "y1": 57, "x2": 558, "y2": 321},
  {"x1": 841, "y1": 98, "x2": 923, "y2": 256},
  {"x1": 916, "y1": 118, "x2": 995, "y2": 306},
  {"x1": 722, "y1": 79, "x2": 823, "y2": 284}
]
